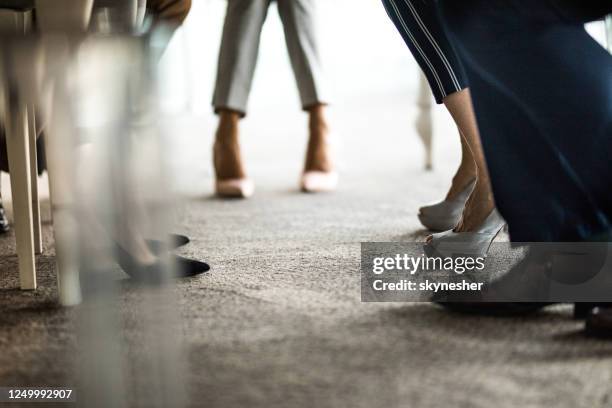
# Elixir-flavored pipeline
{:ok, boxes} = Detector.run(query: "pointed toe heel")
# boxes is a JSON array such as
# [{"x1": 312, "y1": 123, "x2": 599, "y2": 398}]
[{"x1": 418, "y1": 179, "x2": 475, "y2": 231}]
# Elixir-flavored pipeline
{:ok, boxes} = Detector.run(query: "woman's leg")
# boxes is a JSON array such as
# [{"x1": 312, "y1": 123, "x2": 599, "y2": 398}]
[
  {"x1": 381, "y1": 0, "x2": 477, "y2": 199},
  {"x1": 442, "y1": 89, "x2": 494, "y2": 231},
  {"x1": 438, "y1": 0, "x2": 612, "y2": 241},
  {"x1": 212, "y1": 0, "x2": 270, "y2": 184},
  {"x1": 382, "y1": 0, "x2": 500, "y2": 234},
  {"x1": 276, "y1": 0, "x2": 334, "y2": 177},
  {"x1": 304, "y1": 104, "x2": 333, "y2": 173}
]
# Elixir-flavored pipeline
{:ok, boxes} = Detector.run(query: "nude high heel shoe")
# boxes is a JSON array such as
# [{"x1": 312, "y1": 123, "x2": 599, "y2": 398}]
[
  {"x1": 300, "y1": 170, "x2": 339, "y2": 193},
  {"x1": 215, "y1": 178, "x2": 255, "y2": 198},
  {"x1": 300, "y1": 133, "x2": 338, "y2": 193},
  {"x1": 213, "y1": 141, "x2": 254, "y2": 198},
  {"x1": 418, "y1": 179, "x2": 476, "y2": 231},
  {"x1": 425, "y1": 208, "x2": 506, "y2": 258}
]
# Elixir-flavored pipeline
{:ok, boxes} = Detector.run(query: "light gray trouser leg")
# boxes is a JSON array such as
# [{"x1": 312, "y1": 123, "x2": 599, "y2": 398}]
[
  {"x1": 277, "y1": 0, "x2": 329, "y2": 109},
  {"x1": 212, "y1": 0, "x2": 270, "y2": 115}
]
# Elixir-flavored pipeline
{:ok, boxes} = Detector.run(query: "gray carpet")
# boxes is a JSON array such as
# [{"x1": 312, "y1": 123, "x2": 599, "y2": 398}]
[
  {"x1": 2, "y1": 26, "x2": 612, "y2": 404},
  {"x1": 2, "y1": 102, "x2": 612, "y2": 408}
]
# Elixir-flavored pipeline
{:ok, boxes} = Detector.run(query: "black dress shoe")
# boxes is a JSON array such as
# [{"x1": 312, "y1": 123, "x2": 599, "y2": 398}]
[
  {"x1": 114, "y1": 244, "x2": 209, "y2": 284},
  {"x1": 145, "y1": 233, "x2": 190, "y2": 254},
  {"x1": 585, "y1": 306, "x2": 612, "y2": 339},
  {"x1": 432, "y1": 246, "x2": 557, "y2": 316},
  {"x1": 574, "y1": 303, "x2": 612, "y2": 319},
  {"x1": 0, "y1": 201, "x2": 10, "y2": 234},
  {"x1": 432, "y1": 242, "x2": 612, "y2": 316}
]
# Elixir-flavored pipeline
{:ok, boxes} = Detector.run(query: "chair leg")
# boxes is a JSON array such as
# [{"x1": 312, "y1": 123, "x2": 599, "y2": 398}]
[
  {"x1": 43, "y1": 103, "x2": 81, "y2": 306},
  {"x1": 28, "y1": 105, "x2": 42, "y2": 254},
  {"x1": 6, "y1": 100, "x2": 36, "y2": 290},
  {"x1": 416, "y1": 71, "x2": 433, "y2": 171}
]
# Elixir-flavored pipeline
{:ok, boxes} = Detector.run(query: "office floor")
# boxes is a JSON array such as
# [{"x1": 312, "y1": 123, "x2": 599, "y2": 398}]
[
  {"x1": 1, "y1": 2, "x2": 612, "y2": 407},
  {"x1": 2, "y1": 90, "x2": 612, "y2": 408}
]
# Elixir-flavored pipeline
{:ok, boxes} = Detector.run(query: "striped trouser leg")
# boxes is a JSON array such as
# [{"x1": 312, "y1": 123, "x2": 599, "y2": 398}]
[{"x1": 381, "y1": 0, "x2": 467, "y2": 103}]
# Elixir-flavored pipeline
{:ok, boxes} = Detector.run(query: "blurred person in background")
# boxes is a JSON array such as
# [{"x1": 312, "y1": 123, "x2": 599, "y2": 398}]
[
  {"x1": 0, "y1": 0, "x2": 191, "y2": 236},
  {"x1": 90, "y1": 0, "x2": 209, "y2": 280},
  {"x1": 211, "y1": 0, "x2": 335, "y2": 198},
  {"x1": 6, "y1": 0, "x2": 210, "y2": 280}
]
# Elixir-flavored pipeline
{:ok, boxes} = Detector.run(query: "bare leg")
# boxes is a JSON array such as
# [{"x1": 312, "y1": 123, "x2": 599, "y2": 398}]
[
  {"x1": 213, "y1": 109, "x2": 247, "y2": 181},
  {"x1": 303, "y1": 104, "x2": 333, "y2": 173},
  {"x1": 445, "y1": 127, "x2": 477, "y2": 200},
  {"x1": 442, "y1": 88, "x2": 495, "y2": 232}
]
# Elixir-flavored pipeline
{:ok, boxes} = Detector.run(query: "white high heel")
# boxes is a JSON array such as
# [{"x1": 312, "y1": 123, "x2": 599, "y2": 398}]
[
  {"x1": 215, "y1": 178, "x2": 254, "y2": 198},
  {"x1": 300, "y1": 171, "x2": 338, "y2": 193},
  {"x1": 425, "y1": 208, "x2": 506, "y2": 258},
  {"x1": 418, "y1": 179, "x2": 475, "y2": 231}
]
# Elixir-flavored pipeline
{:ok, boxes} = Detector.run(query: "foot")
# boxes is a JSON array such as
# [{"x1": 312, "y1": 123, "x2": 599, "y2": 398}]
[
  {"x1": 445, "y1": 160, "x2": 477, "y2": 201},
  {"x1": 420, "y1": 128, "x2": 476, "y2": 222},
  {"x1": 455, "y1": 180, "x2": 496, "y2": 232},
  {"x1": 426, "y1": 179, "x2": 497, "y2": 244},
  {"x1": 418, "y1": 177, "x2": 475, "y2": 232},
  {"x1": 301, "y1": 105, "x2": 337, "y2": 193},
  {"x1": 116, "y1": 244, "x2": 210, "y2": 283},
  {"x1": 303, "y1": 108, "x2": 334, "y2": 174},
  {"x1": 213, "y1": 111, "x2": 246, "y2": 181},
  {"x1": 213, "y1": 111, "x2": 253, "y2": 198}
]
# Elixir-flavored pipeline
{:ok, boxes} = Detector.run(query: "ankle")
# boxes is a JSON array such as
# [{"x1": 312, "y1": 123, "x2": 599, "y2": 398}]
[
  {"x1": 307, "y1": 104, "x2": 329, "y2": 134},
  {"x1": 218, "y1": 109, "x2": 241, "y2": 123},
  {"x1": 216, "y1": 116, "x2": 240, "y2": 145},
  {"x1": 457, "y1": 161, "x2": 477, "y2": 178},
  {"x1": 472, "y1": 180, "x2": 494, "y2": 201}
]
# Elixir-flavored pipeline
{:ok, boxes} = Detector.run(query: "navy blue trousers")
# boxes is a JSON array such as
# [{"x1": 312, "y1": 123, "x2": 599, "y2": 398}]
[
  {"x1": 381, "y1": 0, "x2": 467, "y2": 103},
  {"x1": 438, "y1": 0, "x2": 612, "y2": 241}
]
